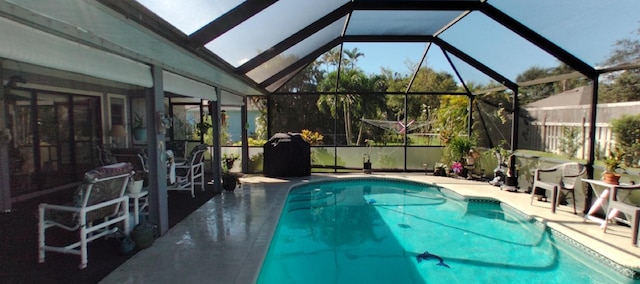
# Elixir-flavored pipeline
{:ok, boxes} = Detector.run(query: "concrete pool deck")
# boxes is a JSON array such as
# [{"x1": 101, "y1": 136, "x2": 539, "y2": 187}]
[{"x1": 100, "y1": 173, "x2": 640, "y2": 283}]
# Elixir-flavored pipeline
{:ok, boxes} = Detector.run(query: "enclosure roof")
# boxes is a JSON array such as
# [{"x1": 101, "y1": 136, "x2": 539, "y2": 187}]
[{"x1": 5, "y1": 0, "x2": 640, "y2": 96}]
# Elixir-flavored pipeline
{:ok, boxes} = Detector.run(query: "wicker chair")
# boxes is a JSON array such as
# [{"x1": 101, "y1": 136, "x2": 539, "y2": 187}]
[{"x1": 530, "y1": 162, "x2": 585, "y2": 214}]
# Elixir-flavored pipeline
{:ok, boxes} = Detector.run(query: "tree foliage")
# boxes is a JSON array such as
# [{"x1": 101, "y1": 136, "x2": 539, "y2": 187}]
[
  {"x1": 559, "y1": 126, "x2": 581, "y2": 159},
  {"x1": 385, "y1": 67, "x2": 458, "y2": 120},
  {"x1": 435, "y1": 95, "x2": 468, "y2": 144},
  {"x1": 516, "y1": 64, "x2": 586, "y2": 105},
  {"x1": 316, "y1": 68, "x2": 387, "y2": 145},
  {"x1": 610, "y1": 114, "x2": 640, "y2": 165},
  {"x1": 599, "y1": 26, "x2": 640, "y2": 103}
]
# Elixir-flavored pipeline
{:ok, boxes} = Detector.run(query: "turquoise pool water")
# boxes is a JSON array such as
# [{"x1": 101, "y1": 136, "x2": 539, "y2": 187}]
[{"x1": 257, "y1": 178, "x2": 640, "y2": 284}]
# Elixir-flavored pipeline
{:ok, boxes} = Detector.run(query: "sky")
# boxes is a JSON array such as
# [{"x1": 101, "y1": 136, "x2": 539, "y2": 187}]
[
  {"x1": 352, "y1": 0, "x2": 640, "y2": 85},
  {"x1": 137, "y1": 0, "x2": 640, "y2": 87}
]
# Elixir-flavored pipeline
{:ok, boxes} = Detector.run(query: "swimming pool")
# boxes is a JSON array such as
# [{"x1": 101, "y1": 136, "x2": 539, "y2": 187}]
[{"x1": 257, "y1": 177, "x2": 640, "y2": 283}]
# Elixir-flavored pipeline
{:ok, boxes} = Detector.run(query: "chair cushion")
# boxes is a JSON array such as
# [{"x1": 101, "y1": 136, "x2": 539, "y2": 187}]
[
  {"x1": 84, "y1": 162, "x2": 134, "y2": 182},
  {"x1": 184, "y1": 144, "x2": 208, "y2": 165},
  {"x1": 73, "y1": 163, "x2": 133, "y2": 223}
]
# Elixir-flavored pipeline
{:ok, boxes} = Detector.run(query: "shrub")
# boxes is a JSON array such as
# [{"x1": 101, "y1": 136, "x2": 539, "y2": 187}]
[
  {"x1": 559, "y1": 126, "x2": 581, "y2": 159},
  {"x1": 611, "y1": 114, "x2": 640, "y2": 166},
  {"x1": 444, "y1": 136, "x2": 474, "y2": 164}
]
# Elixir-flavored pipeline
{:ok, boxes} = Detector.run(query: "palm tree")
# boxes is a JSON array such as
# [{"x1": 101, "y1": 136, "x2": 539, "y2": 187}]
[
  {"x1": 317, "y1": 69, "x2": 387, "y2": 145},
  {"x1": 343, "y1": 47, "x2": 364, "y2": 70},
  {"x1": 321, "y1": 47, "x2": 341, "y2": 72}
]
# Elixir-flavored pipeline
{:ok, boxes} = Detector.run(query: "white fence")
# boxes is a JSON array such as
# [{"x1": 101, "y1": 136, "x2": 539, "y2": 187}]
[{"x1": 520, "y1": 101, "x2": 640, "y2": 159}]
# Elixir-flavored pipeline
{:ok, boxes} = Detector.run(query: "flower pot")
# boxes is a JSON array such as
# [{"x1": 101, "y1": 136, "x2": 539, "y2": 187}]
[
  {"x1": 222, "y1": 174, "x2": 237, "y2": 192},
  {"x1": 363, "y1": 161, "x2": 372, "y2": 174},
  {"x1": 131, "y1": 222, "x2": 155, "y2": 249},
  {"x1": 127, "y1": 179, "x2": 144, "y2": 194},
  {"x1": 133, "y1": 128, "x2": 147, "y2": 143},
  {"x1": 603, "y1": 172, "x2": 621, "y2": 185}
]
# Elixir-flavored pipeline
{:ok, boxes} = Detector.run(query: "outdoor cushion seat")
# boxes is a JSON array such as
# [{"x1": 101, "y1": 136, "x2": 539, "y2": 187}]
[{"x1": 38, "y1": 162, "x2": 134, "y2": 269}]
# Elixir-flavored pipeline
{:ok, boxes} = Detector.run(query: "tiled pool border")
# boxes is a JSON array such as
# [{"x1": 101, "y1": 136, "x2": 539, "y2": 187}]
[{"x1": 289, "y1": 176, "x2": 640, "y2": 280}]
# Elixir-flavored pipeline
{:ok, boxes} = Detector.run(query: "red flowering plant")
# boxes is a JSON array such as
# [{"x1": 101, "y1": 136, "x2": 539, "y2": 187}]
[{"x1": 451, "y1": 162, "x2": 463, "y2": 174}]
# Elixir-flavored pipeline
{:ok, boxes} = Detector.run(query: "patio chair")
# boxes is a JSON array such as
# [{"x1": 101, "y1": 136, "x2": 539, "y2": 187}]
[
  {"x1": 95, "y1": 145, "x2": 115, "y2": 166},
  {"x1": 38, "y1": 162, "x2": 134, "y2": 269},
  {"x1": 176, "y1": 144, "x2": 208, "y2": 166},
  {"x1": 166, "y1": 140, "x2": 189, "y2": 164},
  {"x1": 530, "y1": 162, "x2": 586, "y2": 214},
  {"x1": 111, "y1": 148, "x2": 148, "y2": 174},
  {"x1": 602, "y1": 183, "x2": 640, "y2": 246},
  {"x1": 168, "y1": 147, "x2": 206, "y2": 197}
]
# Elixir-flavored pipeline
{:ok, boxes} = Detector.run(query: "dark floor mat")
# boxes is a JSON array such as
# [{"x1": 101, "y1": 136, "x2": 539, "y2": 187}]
[{"x1": 0, "y1": 177, "x2": 219, "y2": 283}]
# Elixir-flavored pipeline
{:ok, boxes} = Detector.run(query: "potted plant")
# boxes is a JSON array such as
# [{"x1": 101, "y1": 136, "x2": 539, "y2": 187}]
[
  {"x1": 433, "y1": 162, "x2": 447, "y2": 176},
  {"x1": 195, "y1": 120, "x2": 212, "y2": 137},
  {"x1": 132, "y1": 113, "x2": 147, "y2": 143},
  {"x1": 603, "y1": 147, "x2": 625, "y2": 185},
  {"x1": 447, "y1": 136, "x2": 474, "y2": 163},
  {"x1": 451, "y1": 161, "x2": 463, "y2": 176},
  {"x1": 222, "y1": 153, "x2": 240, "y2": 192},
  {"x1": 127, "y1": 170, "x2": 146, "y2": 194},
  {"x1": 363, "y1": 139, "x2": 373, "y2": 174},
  {"x1": 442, "y1": 135, "x2": 474, "y2": 177}
]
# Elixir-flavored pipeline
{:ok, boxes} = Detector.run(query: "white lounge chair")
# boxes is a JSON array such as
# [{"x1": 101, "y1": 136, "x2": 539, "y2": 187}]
[{"x1": 38, "y1": 162, "x2": 133, "y2": 269}]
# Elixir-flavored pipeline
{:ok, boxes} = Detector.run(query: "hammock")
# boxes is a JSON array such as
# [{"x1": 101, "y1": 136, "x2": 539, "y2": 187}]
[{"x1": 361, "y1": 118, "x2": 432, "y2": 134}]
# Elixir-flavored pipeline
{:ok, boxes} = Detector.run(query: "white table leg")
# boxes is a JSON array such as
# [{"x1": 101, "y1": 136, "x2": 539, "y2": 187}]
[{"x1": 133, "y1": 197, "x2": 140, "y2": 226}]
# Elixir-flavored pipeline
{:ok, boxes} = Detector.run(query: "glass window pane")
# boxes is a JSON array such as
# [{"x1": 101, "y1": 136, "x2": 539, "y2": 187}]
[
  {"x1": 266, "y1": 66, "x2": 305, "y2": 93},
  {"x1": 171, "y1": 104, "x2": 201, "y2": 141},
  {"x1": 222, "y1": 106, "x2": 242, "y2": 145},
  {"x1": 446, "y1": 50, "x2": 500, "y2": 88},
  {"x1": 72, "y1": 96, "x2": 102, "y2": 173},
  {"x1": 440, "y1": 11, "x2": 560, "y2": 83},
  {"x1": 205, "y1": 0, "x2": 348, "y2": 67},
  {"x1": 347, "y1": 10, "x2": 464, "y2": 36},
  {"x1": 135, "y1": 0, "x2": 245, "y2": 35},
  {"x1": 341, "y1": 42, "x2": 426, "y2": 78},
  {"x1": 246, "y1": 17, "x2": 346, "y2": 83},
  {"x1": 491, "y1": 0, "x2": 640, "y2": 67},
  {"x1": 276, "y1": 47, "x2": 342, "y2": 94},
  {"x1": 408, "y1": 48, "x2": 464, "y2": 93},
  {"x1": 8, "y1": 90, "x2": 35, "y2": 194}
]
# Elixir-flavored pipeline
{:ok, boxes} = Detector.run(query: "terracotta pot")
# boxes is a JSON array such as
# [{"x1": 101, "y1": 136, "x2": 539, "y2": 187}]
[{"x1": 603, "y1": 172, "x2": 621, "y2": 185}]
